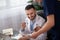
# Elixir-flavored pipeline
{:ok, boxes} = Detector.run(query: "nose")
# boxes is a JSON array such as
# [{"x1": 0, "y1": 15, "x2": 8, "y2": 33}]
[
  {"x1": 29, "y1": 15, "x2": 31, "y2": 17},
  {"x1": 28, "y1": 15, "x2": 32, "y2": 19}
]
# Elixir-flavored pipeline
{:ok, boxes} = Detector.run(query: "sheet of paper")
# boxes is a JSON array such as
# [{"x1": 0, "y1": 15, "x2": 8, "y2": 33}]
[{"x1": 2, "y1": 28, "x2": 13, "y2": 35}]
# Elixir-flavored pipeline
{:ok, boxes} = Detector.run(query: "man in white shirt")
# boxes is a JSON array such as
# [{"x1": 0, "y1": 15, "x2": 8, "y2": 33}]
[{"x1": 19, "y1": 5, "x2": 47, "y2": 40}]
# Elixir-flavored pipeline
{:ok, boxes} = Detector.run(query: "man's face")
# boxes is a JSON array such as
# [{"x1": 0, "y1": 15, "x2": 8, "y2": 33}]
[{"x1": 25, "y1": 8, "x2": 36, "y2": 20}]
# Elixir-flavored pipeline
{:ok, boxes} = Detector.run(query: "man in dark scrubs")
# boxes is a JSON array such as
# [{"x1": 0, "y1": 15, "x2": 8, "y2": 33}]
[{"x1": 30, "y1": 0, "x2": 60, "y2": 40}]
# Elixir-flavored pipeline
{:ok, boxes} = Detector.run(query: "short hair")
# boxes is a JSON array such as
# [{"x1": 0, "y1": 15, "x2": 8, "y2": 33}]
[{"x1": 25, "y1": 5, "x2": 35, "y2": 10}]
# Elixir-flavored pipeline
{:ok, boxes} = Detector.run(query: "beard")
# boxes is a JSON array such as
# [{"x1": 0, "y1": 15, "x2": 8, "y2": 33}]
[{"x1": 29, "y1": 14, "x2": 36, "y2": 21}]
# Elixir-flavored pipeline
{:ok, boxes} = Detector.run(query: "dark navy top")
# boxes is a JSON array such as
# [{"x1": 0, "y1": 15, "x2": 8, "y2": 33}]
[
  {"x1": 43, "y1": 0, "x2": 55, "y2": 17},
  {"x1": 43, "y1": 0, "x2": 60, "y2": 39},
  {"x1": 43, "y1": 0, "x2": 60, "y2": 31}
]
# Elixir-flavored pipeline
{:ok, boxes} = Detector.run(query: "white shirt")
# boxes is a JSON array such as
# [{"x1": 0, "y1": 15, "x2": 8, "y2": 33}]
[{"x1": 20, "y1": 15, "x2": 47, "y2": 40}]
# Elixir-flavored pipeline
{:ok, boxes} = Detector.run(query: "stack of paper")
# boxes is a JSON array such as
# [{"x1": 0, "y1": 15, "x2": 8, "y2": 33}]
[{"x1": 2, "y1": 28, "x2": 13, "y2": 35}]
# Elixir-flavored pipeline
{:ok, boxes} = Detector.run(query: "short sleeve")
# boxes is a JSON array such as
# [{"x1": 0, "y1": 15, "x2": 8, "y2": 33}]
[
  {"x1": 43, "y1": 0, "x2": 55, "y2": 16},
  {"x1": 33, "y1": 16, "x2": 45, "y2": 29},
  {"x1": 36, "y1": 16, "x2": 45, "y2": 27}
]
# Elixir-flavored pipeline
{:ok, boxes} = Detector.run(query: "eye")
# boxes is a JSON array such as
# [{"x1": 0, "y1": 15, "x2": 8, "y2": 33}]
[
  {"x1": 27, "y1": 14, "x2": 29, "y2": 15},
  {"x1": 31, "y1": 13, "x2": 33, "y2": 14}
]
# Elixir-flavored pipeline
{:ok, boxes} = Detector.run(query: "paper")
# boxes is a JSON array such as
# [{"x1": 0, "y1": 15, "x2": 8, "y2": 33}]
[{"x1": 2, "y1": 28, "x2": 13, "y2": 35}]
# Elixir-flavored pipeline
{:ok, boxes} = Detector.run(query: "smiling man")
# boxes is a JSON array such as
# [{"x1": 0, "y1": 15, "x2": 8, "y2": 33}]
[{"x1": 19, "y1": 5, "x2": 47, "y2": 40}]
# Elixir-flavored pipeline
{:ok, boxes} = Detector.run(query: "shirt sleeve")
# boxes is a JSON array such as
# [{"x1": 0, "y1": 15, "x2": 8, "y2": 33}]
[
  {"x1": 43, "y1": 0, "x2": 55, "y2": 16},
  {"x1": 36, "y1": 16, "x2": 45, "y2": 27},
  {"x1": 33, "y1": 16, "x2": 45, "y2": 30}
]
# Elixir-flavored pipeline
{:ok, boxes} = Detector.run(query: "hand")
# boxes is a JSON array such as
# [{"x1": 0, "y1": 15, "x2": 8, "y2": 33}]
[
  {"x1": 21, "y1": 22, "x2": 26, "y2": 29},
  {"x1": 18, "y1": 36, "x2": 29, "y2": 40},
  {"x1": 18, "y1": 37, "x2": 27, "y2": 40},
  {"x1": 31, "y1": 32, "x2": 39, "y2": 39},
  {"x1": 34, "y1": 26, "x2": 41, "y2": 32}
]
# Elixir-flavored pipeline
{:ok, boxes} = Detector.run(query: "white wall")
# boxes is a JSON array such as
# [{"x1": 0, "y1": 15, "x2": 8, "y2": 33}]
[{"x1": 0, "y1": 0, "x2": 29, "y2": 33}]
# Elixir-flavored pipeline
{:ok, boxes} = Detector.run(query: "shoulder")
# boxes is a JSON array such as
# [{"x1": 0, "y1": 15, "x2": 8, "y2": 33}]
[
  {"x1": 34, "y1": 15, "x2": 45, "y2": 27},
  {"x1": 37, "y1": 15, "x2": 45, "y2": 21}
]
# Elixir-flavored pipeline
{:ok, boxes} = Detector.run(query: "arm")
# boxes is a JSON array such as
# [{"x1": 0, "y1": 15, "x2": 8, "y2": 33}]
[
  {"x1": 31, "y1": 14, "x2": 55, "y2": 38},
  {"x1": 37, "y1": 14, "x2": 55, "y2": 34},
  {"x1": 30, "y1": 0, "x2": 55, "y2": 39},
  {"x1": 20, "y1": 18, "x2": 28, "y2": 32},
  {"x1": 19, "y1": 22, "x2": 26, "y2": 36},
  {"x1": 21, "y1": 22, "x2": 26, "y2": 30}
]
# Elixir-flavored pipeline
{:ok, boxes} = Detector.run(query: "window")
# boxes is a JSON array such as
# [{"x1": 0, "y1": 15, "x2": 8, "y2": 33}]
[
  {"x1": 0, "y1": 0, "x2": 6, "y2": 9},
  {"x1": 0, "y1": 0, "x2": 28, "y2": 10}
]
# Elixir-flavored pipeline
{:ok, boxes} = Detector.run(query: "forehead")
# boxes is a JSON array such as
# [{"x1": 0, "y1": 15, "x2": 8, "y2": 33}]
[{"x1": 25, "y1": 8, "x2": 35, "y2": 12}]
